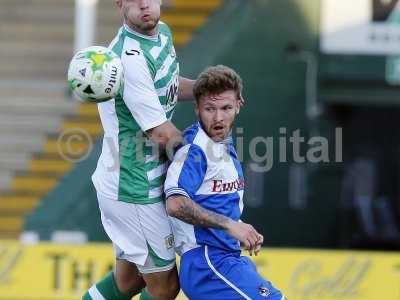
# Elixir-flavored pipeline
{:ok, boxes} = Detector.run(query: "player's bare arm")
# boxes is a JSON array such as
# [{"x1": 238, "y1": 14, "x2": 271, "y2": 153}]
[
  {"x1": 146, "y1": 121, "x2": 182, "y2": 148},
  {"x1": 167, "y1": 195, "x2": 262, "y2": 255},
  {"x1": 167, "y1": 194, "x2": 230, "y2": 228},
  {"x1": 178, "y1": 76, "x2": 195, "y2": 101}
]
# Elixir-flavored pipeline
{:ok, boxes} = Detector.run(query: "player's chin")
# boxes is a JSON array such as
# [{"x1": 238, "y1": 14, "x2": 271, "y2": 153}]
[
  {"x1": 144, "y1": 16, "x2": 159, "y2": 26},
  {"x1": 211, "y1": 133, "x2": 225, "y2": 142},
  {"x1": 141, "y1": 21, "x2": 158, "y2": 31}
]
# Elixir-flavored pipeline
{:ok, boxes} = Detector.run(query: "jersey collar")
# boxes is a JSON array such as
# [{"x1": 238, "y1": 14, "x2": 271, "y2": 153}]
[{"x1": 197, "y1": 121, "x2": 233, "y2": 145}]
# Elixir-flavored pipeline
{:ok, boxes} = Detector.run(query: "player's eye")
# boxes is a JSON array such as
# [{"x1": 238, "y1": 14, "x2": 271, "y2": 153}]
[{"x1": 205, "y1": 107, "x2": 215, "y2": 112}]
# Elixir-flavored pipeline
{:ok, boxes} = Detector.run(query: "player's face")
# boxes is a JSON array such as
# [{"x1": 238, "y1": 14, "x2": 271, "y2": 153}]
[
  {"x1": 196, "y1": 90, "x2": 240, "y2": 142},
  {"x1": 116, "y1": 0, "x2": 161, "y2": 35}
]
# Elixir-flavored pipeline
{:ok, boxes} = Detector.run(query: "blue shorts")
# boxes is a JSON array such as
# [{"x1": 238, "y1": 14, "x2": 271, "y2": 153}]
[{"x1": 179, "y1": 245, "x2": 285, "y2": 300}]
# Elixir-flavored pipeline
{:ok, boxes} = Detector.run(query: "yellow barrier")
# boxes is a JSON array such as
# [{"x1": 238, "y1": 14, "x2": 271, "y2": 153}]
[{"x1": 0, "y1": 241, "x2": 399, "y2": 300}]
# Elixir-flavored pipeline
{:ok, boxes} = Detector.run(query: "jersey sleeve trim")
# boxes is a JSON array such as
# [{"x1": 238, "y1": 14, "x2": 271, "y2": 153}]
[
  {"x1": 141, "y1": 116, "x2": 168, "y2": 132},
  {"x1": 165, "y1": 187, "x2": 190, "y2": 199}
]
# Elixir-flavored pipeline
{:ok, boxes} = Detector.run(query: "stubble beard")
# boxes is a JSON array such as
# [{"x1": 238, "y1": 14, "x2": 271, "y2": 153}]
[
  {"x1": 124, "y1": 10, "x2": 160, "y2": 35},
  {"x1": 200, "y1": 119, "x2": 234, "y2": 143},
  {"x1": 139, "y1": 17, "x2": 159, "y2": 32}
]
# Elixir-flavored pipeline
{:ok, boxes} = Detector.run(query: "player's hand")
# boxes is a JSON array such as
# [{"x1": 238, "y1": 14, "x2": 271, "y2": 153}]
[
  {"x1": 226, "y1": 220, "x2": 260, "y2": 256},
  {"x1": 245, "y1": 233, "x2": 263, "y2": 256},
  {"x1": 254, "y1": 234, "x2": 264, "y2": 256}
]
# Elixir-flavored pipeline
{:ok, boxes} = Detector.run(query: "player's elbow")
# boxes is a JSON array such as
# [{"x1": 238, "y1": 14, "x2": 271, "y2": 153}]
[
  {"x1": 166, "y1": 196, "x2": 183, "y2": 218},
  {"x1": 156, "y1": 128, "x2": 182, "y2": 147},
  {"x1": 147, "y1": 121, "x2": 182, "y2": 148}
]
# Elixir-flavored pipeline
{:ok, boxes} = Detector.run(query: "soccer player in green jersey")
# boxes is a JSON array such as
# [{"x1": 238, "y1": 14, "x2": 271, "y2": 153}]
[{"x1": 82, "y1": 1, "x2": 195, "y2": 299}]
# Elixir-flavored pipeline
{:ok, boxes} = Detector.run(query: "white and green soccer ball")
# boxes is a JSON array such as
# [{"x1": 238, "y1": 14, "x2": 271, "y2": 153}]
[{"x1": 67, "y1": 46, "x2": 124, "y2": 103}]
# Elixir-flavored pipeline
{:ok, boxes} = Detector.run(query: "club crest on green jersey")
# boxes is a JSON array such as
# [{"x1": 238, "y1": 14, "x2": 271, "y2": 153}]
[{"x1": 164, "y1": 74, "x2": 179, "y2": 113}]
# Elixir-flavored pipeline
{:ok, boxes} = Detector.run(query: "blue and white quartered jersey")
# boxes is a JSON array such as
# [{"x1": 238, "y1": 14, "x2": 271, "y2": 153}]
[{"x1": 164, "y1": 122, "x2": 245, "y2": 255}]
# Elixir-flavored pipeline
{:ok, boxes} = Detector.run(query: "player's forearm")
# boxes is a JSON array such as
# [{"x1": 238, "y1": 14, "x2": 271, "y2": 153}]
[
  {"x1": 146, "y1": 120, "x2": 182, "y2": 148},
  {"x1": 167, "y1": 195, "x2": 231, "y2": 229},
  {"x1": 178, "y1": 76, "x2": 195, "y2": 101}
]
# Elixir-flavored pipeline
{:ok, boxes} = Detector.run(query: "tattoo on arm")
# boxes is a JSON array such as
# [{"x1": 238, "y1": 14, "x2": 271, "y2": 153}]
[{"x1": 170, "y1": 196, "x2": 230, "y2": 229}]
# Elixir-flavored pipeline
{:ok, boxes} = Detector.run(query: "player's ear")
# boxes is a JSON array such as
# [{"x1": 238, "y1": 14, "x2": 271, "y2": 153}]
[
  {"x1": 194, "y1": 101, "x2": 199, "y2": 117},
  {"x1": 235, "y1": 100, "x2": 240, "y2": 115}
]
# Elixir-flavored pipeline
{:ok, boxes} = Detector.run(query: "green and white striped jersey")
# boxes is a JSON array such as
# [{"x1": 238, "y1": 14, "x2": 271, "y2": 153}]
[{"x1": 92, "y1": 22, "x2": 179, "y2": 204}]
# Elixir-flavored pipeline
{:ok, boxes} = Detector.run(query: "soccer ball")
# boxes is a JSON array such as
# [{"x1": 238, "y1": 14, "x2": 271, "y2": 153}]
[{"x1": 67, "y1": 46, "x2": 124, "y2": 103}]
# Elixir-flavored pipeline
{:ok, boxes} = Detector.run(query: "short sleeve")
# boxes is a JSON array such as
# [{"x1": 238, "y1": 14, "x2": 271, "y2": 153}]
[
  {"x1": 164, "y1": 144, "x2": 207, "y2": 199},
  {"x1": 121, "y1": 42, "x2": 167, "y2": 131}
]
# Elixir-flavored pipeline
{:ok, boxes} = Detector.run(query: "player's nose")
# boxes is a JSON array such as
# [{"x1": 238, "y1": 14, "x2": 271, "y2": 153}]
[{"x1": 214, "y1": 109, "x2": 224, "y2": 122}]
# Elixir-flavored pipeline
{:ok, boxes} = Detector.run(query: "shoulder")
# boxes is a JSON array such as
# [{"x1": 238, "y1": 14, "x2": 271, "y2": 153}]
[
  {"x1": 159, "y1": 21, "x2": 173, "y2": 38},
  {"x1": 182, "y1": 123, "x2": 201, "y2": 144},
  {"x1": 175, "y1": 141, "x2": 205, "y2": 158},
  {"x1": 120, "y1": 37, "x2": 144, "y2": 62},
  {"x1": 108, "y1": 28, "x2": 130, "y2": 62},
  {"x1": 180, "y1": 123, "x2": 216, "y2": 155},
  {"x1": 119, "y1": 38, "x2": 156, "y2": 80},
  {"x1": 173, "y1": 142, "x2": 207, "y2": 167},
  {"x1": 108, "y1": 28, "x2": 149, "y2": 59}
]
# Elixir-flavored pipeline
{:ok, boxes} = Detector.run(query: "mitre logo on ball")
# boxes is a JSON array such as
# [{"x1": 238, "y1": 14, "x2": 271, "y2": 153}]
[{"x1": 67, "y1": 46, "x2": 124, "y2": 103}]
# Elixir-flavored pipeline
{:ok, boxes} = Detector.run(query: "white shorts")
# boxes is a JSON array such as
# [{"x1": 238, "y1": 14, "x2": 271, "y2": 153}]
[{"x1": 97, "y1": 193, "x2": 176, "y2": 274}]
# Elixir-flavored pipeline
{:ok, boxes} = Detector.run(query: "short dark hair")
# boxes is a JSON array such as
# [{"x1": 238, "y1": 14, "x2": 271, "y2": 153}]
[{"x1": 193, "y1": 65, "x2": 243, "y2": 102}]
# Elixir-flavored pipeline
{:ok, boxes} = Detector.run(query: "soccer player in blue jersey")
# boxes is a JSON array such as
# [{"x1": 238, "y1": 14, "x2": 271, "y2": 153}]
[{"x1": 164, "y1": 65, "x2": 285, "y2": 300}]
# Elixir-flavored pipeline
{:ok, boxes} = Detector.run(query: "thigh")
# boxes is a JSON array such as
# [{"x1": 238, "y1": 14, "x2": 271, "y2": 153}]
[
  {"x1": 136, "y1": 202, "x2": 176, "y2": 274},
  {"x1": 181, "y1": 246, "x2": 284, "y2": 300},
  {"x1": 98, "y1": 194, "x2": 149, "y2": 266},
  {"x1": 98, "y1": 195, "x2": 176, "y2": 274},
  {"x1": 227, "y1": 256, "x2": 283, "y2": 300}
]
